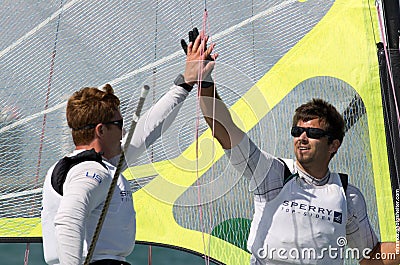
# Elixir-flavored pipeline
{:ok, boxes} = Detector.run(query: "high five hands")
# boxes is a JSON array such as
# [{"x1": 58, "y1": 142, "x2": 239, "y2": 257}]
[{"x1": 181, "y1": 28, "x2": 218, "y2": 88}]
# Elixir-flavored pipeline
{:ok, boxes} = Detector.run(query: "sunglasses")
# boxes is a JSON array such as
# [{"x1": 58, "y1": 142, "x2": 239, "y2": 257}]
[
  {"x1": 102, "y1": 119, "x2": 124, "y2": 130},
  {"x1": 73, "y1": 119, "x2": 124, "y2": 131},
  {"x1": 291, "y1": 126, "x2": 331, "y2": 139}
]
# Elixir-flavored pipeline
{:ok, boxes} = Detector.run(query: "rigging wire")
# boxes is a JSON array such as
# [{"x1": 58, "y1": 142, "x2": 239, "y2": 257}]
[
  {"x1": 204, "y1": 8, "x2": 216, "y2": 265},
  {"x1": 202, "y1": 9, "x2": 211, "y2": 265},
  {"x1": 195, "y1": 4, "x2": 217, "y2": 264},
  {"x1": 147, "y1": 1, "x2": 160, "y2": 264},
  {"x1": 24, "y1": 0, "x2": 64, "y2": 264},
  {"x1": 184, "y1": 4, "x2": 213, "y2": 264},
  {"x1": 189, "y1": 0, "x2": 195, "y2": 28},
  {"x1": 195, "y1": 8, "x2": 207, "y2": 265},
  {"x1": 195, "y1": 32, "x2": 207, "y2": 265}
]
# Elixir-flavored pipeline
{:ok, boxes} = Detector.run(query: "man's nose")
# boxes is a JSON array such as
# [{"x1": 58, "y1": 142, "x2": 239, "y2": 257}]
[{"x1": 299, "y1": 131, "x2": 308, "y2": 141}]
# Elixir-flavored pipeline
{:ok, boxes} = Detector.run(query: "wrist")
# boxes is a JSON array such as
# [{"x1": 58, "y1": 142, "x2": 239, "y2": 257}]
[
  {"x1": 174, "y1": 74, "x2": 194, "y2": 92},
  {"x1": 199, "y1": 80, "x2": 214, "y2": 89}
]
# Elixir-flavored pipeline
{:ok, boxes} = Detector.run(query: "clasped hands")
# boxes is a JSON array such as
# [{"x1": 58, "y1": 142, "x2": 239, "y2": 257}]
[{"x1": 181, "y1": 28, "x2": 218, "y2": 87}]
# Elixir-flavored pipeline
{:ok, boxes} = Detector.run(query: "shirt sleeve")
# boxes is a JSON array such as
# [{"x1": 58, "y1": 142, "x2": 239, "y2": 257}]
[
  {"x1": 54, "y1": 162, "x2": 110, "y2": 265},
  {"x1": 345, "y1": 184, "x2": 379, "y2": 260},
  {"x1": 122, "y1": 85, "x2": 189, "y2": 166},
  {"x1": 224, "y1": 133, "x2": 284, "y2": 200}
]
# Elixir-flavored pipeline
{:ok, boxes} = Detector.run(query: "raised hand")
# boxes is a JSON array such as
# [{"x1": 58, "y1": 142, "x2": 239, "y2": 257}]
[
  {"x1": 181, "y1": 27, "x2": 200, "y2": 55},
  {"x1": 182, "y1": 28, "x2": 218, "y2": 87}
]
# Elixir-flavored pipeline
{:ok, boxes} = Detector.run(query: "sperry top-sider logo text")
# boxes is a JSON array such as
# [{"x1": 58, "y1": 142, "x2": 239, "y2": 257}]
[{"x1": 281, "y1": 200, "x2": 342, "y2": 224}]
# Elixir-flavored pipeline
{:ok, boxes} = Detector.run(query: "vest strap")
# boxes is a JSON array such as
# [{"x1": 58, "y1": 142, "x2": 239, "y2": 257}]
[
  {"x1": 278, "y1": 158, "x2": 348, "y2": 192},
  {"x1": 51, "y1": 149, "x2": 107, "y2": 195}
]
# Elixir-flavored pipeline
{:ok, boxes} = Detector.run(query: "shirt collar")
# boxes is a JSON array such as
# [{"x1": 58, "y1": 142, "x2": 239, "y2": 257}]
[{"x1": 294, "y1": 164, "x2": 331, "y2": 186}]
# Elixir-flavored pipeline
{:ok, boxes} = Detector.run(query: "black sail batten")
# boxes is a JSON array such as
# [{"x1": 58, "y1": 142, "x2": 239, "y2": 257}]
[{"x1": 377, "y1": 0, "x2": 400, "y2": 216}]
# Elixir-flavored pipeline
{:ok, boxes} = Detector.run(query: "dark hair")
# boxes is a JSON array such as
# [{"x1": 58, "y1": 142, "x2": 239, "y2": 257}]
[
  {"x1": 292, "y1": 98, "x2": 345, "y2": 144},
  {"x1": 66, "y1": 84, "x2": 120, "y2": 145}
]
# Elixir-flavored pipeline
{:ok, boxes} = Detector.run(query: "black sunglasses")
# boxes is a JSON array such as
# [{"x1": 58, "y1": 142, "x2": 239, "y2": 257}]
[
  {"x1": 102, "y1": 119, "x2": 124, "y2": 130},
  {"x1": 73, "y1": 119, "x2": 124, "y2": 131},
  {"x1": 291, "y1": 126, "x2": 331, "y2": 139}
]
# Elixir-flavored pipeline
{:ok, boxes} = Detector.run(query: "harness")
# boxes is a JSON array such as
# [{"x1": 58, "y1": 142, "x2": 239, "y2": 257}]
[
  {"x1": 278, "y1": 158, "x2": 348, "y2": 192},
  {"x1": 51, "y1": 149, "x2": 107, "y2": 195}
]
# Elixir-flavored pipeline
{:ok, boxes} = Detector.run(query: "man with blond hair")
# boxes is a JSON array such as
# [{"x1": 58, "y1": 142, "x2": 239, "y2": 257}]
[{"x1": 41, "y1": 29, "x2": 215, "y2": 264}]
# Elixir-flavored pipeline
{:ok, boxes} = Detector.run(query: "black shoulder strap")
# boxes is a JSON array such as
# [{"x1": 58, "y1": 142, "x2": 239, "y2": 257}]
[
  {"x1": 51, "y1": 149, "x2": 107, "y2": 196},
  {"x1": 277, "y1": 158, "x2": 297, "y2": 185},
  {"x1": 278, "y1": 158, "x2": 349, "y2": 192},
  {"x1": 338, "y1": 173, "x2": 348, "y2": 193}
]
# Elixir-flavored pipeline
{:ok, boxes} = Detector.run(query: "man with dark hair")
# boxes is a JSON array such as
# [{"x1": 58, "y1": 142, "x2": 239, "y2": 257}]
[
  {"x1": 192, "y1": 39, "x2": 400, "y2": 264},
  {"x1": 41, "y1": 32, "x2": 215, "y2": 264}
]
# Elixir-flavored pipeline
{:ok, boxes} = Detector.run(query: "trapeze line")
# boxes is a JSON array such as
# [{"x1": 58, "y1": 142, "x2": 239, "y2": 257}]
[
  {"x1": 0, "y1": 0, "x2": 83, "y2": 59},
  {"x1": 1, "y1": 0, "x2": 298, "y2": 133}
]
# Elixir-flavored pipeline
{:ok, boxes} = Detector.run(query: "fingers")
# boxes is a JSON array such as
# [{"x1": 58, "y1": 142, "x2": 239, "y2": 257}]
[
  {"x1": 203, "y1": 42, "x2": 215, "y2": 60},
  {"x1": 182, "y1": 28, "x2": 199, "y2": 55},
  {"x1": 189, "y1": 27, "x2": 199, "y2": 43},
  {"x1": 199, "y1": 32, "x2": 208, "y2": 55},
  {"x1": 189, "y1": 28, "x2": 201, "y2": 52},
  {"x1": 189, "y1": 31, "x2": 195, "y2": 43},
  {"x1": 193, "y1": 28, "x2": 199, "y2": 40},
  {"x1": 191, "y1": 33, "x2": 214, "y2": 56},
  {"x1": 186, "y1": 41, "x2": 194, "y2": 55},
  {"x1": 203, "y1": 60, "x2": 215, "y2": 74},
  {"x1": 211, "y1": 52, "x2": 218, "y2": 61},
  {"x1": 191, "y1": 32, "x2": 202, "y2": 54},
  {"x1": 181, "y1": 39, "x2": 188, "y2": 54},
  {"x1": 185, "y1": 28, "x2": 216, "y2": 64}
]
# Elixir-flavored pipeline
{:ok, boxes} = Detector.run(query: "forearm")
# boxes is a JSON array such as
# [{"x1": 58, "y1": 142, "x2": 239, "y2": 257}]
[
  {"x1": 124, "y1": 85, "x2": 189, "y2": 164},
  {"x1": 199, "y1": 87, "x2": 244, "y2": 149},
  {"x1": 360, "y1": 242, "x2": 400, "y2": 265}
]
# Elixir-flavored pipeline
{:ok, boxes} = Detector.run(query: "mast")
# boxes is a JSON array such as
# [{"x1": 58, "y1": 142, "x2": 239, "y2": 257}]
[{"x1": 376, "y1": 0, "x2": 400, "y2": 213}]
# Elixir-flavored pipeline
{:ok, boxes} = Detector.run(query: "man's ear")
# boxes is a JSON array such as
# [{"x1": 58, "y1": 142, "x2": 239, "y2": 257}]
[
  {"x1": 95, "y1": 123, "x2": 104, "y2": 138},
  {"x1": 329, "y1": 139, "x2": 341, "y2": 154}
]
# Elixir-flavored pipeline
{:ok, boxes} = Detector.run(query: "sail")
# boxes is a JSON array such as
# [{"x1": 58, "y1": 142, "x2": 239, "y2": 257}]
[{"x1": 0, "y1": 0, "x2": 396, "y2": 264}]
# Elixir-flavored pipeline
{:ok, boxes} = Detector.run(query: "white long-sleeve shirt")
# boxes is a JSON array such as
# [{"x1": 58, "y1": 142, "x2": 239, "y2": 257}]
[
  {"x1": 41, "y1": 85, "x2": 189, "y2": 265},
  {"x1": 225, "y1": 134, "x2": 378, "y2": 265}
]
